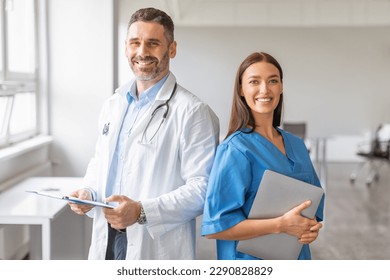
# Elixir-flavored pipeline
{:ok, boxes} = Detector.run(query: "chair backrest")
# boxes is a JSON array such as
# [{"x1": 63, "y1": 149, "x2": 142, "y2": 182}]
[
  {"x1": 377, "y1": 124, "x2": 390, "y2": 142},
  {"x1": 373, "y1": 124, "x2": 390, "y2": 158},
  {"x1": 283, "y1": 122, "x2": 306, "y2": 140}
]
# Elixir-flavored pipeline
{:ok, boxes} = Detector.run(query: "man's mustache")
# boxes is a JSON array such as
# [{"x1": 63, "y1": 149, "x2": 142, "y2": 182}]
[{"x1": 132, "y1": 56, "x2": 158, "y2": 63}]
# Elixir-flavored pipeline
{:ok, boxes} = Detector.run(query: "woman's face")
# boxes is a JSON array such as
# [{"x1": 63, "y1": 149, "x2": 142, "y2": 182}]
[{"x1": 241, "y1": 61, "x2": 283, "y2": 122}]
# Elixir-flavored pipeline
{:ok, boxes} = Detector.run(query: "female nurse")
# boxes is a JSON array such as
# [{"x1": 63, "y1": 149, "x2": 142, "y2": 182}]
[{"x1": 201, "y1": 52, "x2": 325, "y2": 260}]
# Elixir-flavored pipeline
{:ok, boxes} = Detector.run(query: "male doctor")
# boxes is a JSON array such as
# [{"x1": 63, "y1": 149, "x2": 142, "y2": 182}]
[{"x1": 69, "y1": 7, "x2": 219, "y2": 260}]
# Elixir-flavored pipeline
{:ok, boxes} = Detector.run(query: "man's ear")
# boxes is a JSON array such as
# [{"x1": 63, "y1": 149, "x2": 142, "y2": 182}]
[
  {"x1": 169, "y1": 41, "x2": 177, "y2": 58},
  {"x1": 124, "y1": 39, "x2": 129, "y2": 59}
]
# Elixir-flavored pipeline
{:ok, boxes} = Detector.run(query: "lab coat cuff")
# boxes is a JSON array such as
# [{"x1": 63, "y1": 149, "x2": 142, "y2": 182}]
[
  {"x1": 141, "y1": 198, "x2": 165, "y2": 239},
  {"x1": 84, "y1": 187, "x2": 96, "y2": 201},
  {"x1": 85, "y1": 207, "x2": 96, "y2": 218}
]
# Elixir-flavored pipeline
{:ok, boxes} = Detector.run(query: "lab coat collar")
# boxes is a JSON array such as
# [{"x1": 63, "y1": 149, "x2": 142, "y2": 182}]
[
  {"x1": 155, "y1": 72, "x2": 177, "y2": 101},
  {"x1": 114, "y1": 72, "x2": 177, "y2": 101}
]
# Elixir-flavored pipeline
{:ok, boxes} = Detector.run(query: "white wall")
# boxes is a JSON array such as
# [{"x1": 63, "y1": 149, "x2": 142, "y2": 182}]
[
  {"x1": 117, "y1": 2, "x2": 390, "y2": 140},
  {"x1": 48, "y1": 0, "x2": 114, "y2": 176},
  {"x1": 171, "y1": 26, "x2": 390, "y2": 138}
]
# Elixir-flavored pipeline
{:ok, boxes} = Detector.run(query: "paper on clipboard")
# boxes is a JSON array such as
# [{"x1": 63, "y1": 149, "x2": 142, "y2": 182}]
[{"x1": 26, "y1": 190, "x2": 115, "y2": 209}]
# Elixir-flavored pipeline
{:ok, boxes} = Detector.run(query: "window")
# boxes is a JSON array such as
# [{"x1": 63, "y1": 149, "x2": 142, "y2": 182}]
[{"x1": 0, "y1": 0, "x2": 37, "y2": 147}]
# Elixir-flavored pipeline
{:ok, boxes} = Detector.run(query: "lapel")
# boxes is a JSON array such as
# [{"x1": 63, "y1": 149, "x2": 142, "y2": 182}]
[{"x1": 104, "y1": 83, "x2": 131, "y2": 171}]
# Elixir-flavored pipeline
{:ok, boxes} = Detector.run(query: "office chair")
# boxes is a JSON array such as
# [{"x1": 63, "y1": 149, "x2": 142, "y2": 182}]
[
  {"x1": 283, "y1": 121, "x2": 328, "y2": 187},
  {"x1": 282, "y1": 122, "x2": 307, "y2": 140},
  {"x1": 350, "y1": 124, "x2": 390, "y2": 186},
  {"x1": 283, "y1": 121, "x2": 312, "y2": 151}
]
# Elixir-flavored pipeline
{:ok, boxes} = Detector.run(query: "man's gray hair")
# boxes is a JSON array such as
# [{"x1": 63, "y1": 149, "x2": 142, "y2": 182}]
[{"x1": 128, "y1": 7, "x2": 174, "y2": 43}]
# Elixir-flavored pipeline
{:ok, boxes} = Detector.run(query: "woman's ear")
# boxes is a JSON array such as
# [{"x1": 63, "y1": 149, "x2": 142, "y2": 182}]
[{"x1": 240, "y1": 87, "x2": 244, "y2": 97}]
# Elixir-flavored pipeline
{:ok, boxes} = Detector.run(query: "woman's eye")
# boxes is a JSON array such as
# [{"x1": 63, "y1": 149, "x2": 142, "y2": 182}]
[{"x1": 249, "y1": 80, "x2": 259, "y2": 85}]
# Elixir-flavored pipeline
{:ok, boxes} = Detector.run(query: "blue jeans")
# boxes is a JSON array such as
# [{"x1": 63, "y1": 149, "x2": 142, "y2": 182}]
[{"x1": 105, "y1": 223, "x2": 127, "y2": 260}]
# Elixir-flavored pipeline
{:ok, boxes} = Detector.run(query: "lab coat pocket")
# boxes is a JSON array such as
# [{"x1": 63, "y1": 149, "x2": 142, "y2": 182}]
[{"x1": 127, "y1": 132, "x2": 158, "y2": 170}]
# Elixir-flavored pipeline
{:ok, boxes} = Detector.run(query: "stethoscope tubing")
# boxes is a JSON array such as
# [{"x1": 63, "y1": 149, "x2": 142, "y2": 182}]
[
  {"x1": 151, "y1": 82, "x2": 178, "y2": 119},
  {"x1": 141, "y1": 82, "x2": 178, "y2": 143}
]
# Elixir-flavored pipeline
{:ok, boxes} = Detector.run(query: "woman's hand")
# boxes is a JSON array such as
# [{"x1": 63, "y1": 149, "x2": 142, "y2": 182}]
[
  {"x1": 299, "y1": 221, "x2": 323, "y2": 244},
  {"x1": 279, "y1": 200, "x2": 319, "y2": 238}
]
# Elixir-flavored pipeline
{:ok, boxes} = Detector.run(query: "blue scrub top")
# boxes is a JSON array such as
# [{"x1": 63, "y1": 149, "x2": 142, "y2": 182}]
[{"x1": 201, "y1": 127, "x2": 325, "y2": 260}]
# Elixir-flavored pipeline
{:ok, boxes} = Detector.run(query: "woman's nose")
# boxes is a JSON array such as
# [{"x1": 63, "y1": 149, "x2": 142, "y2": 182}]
[{"x1": 259, "y1": 81, "x2": 268, "y2": 94}]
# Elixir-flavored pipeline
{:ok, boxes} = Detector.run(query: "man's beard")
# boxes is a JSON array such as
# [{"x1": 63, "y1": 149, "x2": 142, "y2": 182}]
[{"x1": 130, "y1": 51, "x2": 169, "y2": 81}]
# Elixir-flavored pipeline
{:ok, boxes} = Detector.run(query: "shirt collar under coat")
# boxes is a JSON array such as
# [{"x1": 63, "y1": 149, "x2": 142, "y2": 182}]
[{"x1": 114, "y1": 71, "x2": 177, "y2": 102}]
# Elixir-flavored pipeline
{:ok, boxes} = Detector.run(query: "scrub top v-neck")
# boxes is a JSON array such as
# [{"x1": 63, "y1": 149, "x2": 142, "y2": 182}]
[{"x1": 201, "y1": 128, "x2": 324, "y2": 260}]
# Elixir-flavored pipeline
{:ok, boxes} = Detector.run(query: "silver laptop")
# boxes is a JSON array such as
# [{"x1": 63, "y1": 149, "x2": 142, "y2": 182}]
[{"x1": 236, "y1": 169, "x2": 324, "y2": 260}]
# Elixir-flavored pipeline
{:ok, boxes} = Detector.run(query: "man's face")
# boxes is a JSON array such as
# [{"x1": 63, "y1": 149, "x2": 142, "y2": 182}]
[{"x1": 125, "y1": 21, "x2": 176, "y2": 84}]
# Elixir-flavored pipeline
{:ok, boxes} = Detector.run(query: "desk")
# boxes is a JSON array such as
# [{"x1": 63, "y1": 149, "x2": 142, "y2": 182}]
[
  {"x1": 0, "y1": 177, "x2": 84, "y2": 260},
  {"x1": 314, "y1": 137, "x2": 327, "y2": 189},
  {"x1": 307, "y1": 137, "x2": 328, "y2": 190}
]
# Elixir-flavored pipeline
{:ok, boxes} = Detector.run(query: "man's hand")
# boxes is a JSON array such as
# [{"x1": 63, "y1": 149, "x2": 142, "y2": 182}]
[
  {"x1": 68, "y1": 188, "x2": 94, "y2": 215},
  {"x1": 103, "y1": 195, "x2": 141, "y2": 230}
]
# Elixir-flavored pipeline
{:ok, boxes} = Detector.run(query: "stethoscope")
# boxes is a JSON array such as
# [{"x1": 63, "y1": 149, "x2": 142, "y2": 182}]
[{"x1": 140, "y1": 82, "x2": 178, "y2": 143}]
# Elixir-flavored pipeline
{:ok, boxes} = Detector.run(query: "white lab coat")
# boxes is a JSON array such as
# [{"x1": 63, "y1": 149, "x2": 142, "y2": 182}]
[{"x1": 82, "y1": 73, "x2": 220, "y2": 259}]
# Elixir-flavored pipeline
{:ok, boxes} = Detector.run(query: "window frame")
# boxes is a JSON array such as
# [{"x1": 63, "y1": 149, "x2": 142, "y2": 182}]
[{"x1": 0, "y1": 0, "x2": 38, "y2": 148}]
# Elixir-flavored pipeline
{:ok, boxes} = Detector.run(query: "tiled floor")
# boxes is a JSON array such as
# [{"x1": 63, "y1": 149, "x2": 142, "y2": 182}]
[
  {"x1": 311, "y1": 162, "x2": 390, "y2": 260},
  {"x1": 196, "y1": 162, "x2": 390, "y2": 260}
]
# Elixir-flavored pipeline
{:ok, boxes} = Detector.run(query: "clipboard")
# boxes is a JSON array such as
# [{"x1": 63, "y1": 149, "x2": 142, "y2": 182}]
[
  {"x1": 26, "y1": 190, "x2": 115, "y2": 209},
  {"x1": 236, "y1": 169, "x2": 324, "y2": 260}
]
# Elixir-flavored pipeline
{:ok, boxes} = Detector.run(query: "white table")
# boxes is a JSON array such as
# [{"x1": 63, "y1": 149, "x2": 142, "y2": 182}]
[
  {"x1": 0, "y1": 177, "x2": 83, "y2": 260},
  {"x1": 307, "y1": 137, "x2": 328, "y2": 190}
]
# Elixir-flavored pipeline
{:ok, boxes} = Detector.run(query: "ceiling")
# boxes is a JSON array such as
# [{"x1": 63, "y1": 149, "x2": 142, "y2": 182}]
[{"x1": 125, "y1": 0, "x2": 390, "y2": 26}]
